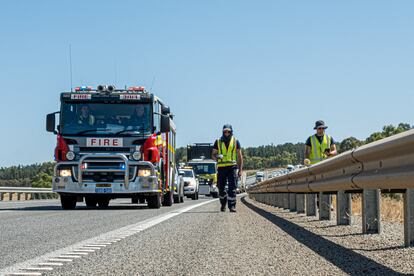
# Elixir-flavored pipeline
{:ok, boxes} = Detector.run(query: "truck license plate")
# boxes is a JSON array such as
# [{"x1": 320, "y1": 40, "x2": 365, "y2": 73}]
[{"x1": 95, "y1": 187, "x2": 112, "y2": 193}]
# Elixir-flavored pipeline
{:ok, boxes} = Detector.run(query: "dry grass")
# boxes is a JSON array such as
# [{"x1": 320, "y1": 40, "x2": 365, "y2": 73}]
[{"x1": 332, "y1": 194, "x2": 403, "y2": 223}]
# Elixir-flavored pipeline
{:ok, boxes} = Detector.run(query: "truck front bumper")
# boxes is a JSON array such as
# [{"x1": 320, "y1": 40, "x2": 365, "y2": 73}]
[{"x1": 52, "y1": 153, "x2": 160, "y2": 195}]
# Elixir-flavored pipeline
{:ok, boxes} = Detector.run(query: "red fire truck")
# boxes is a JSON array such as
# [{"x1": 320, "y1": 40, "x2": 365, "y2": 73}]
[{"x1": 46, "y1": 85, "x2": 180, "y2": 209}]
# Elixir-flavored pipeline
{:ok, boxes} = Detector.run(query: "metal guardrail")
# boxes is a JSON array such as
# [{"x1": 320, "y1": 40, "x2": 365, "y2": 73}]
[
  {"x1": 247, "y1": 129, "x2": 414, "y2": 247},
  {"x1": 0, "y1": 187, "x2": 55, "y2": 201}
]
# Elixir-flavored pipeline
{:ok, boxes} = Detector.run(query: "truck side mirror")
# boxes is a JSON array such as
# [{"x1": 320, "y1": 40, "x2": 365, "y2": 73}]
[
  {"x1": 160, "y1": 115, "x2": 170, "y2": 132},
  {"x1": 161, "y1": 105, "x2": 170, "y2": 115},
  {"x1": 46, "y1": 113, "x2": 57, "y2": 133}
]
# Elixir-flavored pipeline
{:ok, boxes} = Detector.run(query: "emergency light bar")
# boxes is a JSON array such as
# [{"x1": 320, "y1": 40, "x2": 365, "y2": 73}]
[
  {"x1": 75, "y1": 86, "x2": 93, "y2": 91},
  {"x1": 128, "y1": 86, "x2": 145, "y2": 92}
]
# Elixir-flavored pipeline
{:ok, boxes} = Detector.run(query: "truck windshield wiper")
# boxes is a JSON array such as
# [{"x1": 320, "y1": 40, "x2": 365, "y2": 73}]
[
  {"x1": 114, "y1": 129, "x2": 141, "y2": 135},
  {"x1": 76, "y1": 128, "x2": 108, "y2": 135}
]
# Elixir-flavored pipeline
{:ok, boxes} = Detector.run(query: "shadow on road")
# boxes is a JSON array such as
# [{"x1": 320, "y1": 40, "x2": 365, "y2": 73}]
[
  {"x1": 0, "y1": 204, "x2": 149, "y2": 212},
  {"x1": 241, "y1": 196, "x2": 402, "y2": 276}
]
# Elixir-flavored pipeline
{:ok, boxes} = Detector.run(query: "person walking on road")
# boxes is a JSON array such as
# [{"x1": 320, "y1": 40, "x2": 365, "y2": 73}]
[
  {"x1": 305, "y1": 120, "x2": 337, "y2": 165},
  {"x1": 212, "y1": 124, "x2": 243, "y2": 213}
]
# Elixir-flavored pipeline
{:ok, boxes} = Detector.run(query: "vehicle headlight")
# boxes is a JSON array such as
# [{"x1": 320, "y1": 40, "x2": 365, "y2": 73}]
[
  {"x1": 132, "y1": 151, "x2": 142, "y2": 161},
  {"x1": 66, "y1": 151, "x2": 75, "y2": 161},
  {"x1": 138, "y1": 169, "x2": 152, "y2": 177},
  {"x1": 59, "y1": 169, "x2": 72, "y2": 177}
]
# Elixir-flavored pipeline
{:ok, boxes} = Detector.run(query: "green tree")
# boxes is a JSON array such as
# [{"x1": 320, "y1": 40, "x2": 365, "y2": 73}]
[
  {"x1": 339, "y1": 137, "x2": 364, "y2": 153},
  {"x1": 31, "y1": 172, "x2": 52, "y2": 188}
]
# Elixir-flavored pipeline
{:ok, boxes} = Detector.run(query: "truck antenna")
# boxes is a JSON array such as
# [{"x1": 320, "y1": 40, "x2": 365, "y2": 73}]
[
  {"x1": 69, "y1": 44, "x2": 73, "y2": 92},
  {"x1": 150, "y1": 76, "x2": 156, "y2": 91}
]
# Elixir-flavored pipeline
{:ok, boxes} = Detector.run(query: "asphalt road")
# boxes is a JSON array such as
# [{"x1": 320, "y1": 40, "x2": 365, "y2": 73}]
[
  {"x1": 2, "y1": 195, "x2": 414, "y2": 275},
  {"x1": 0, "y1": 196, "x2": 212, "y2": 274}
]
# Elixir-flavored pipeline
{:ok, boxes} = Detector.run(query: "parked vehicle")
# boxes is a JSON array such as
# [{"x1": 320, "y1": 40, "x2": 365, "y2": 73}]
[
  {"x1": 180, "y1": 168, "x2": 199, "y2": 200},
  {"x1": 46, "y1": 85, "x2": 177, "y2": 210},
  {"x1": 186, "y1": 143, "x2": 219, "y2": 198}
]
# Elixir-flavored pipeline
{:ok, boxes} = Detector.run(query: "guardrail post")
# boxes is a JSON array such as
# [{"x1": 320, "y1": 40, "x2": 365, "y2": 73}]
[
  {"x1": 283, "y1": 193, "x2": 290, "y2": 209},
  {"x1": 319, "y1": 192, "x2": 331, "y2": 220},
  {"x1": 306, "y1": 194, "x2": 318, "y2": 216},
  {"x1": 24, "y1": 193, "x2": 29, "y2": 200},
  {"x1": 272, "y1": 194, "x2": 278, "y2": 207},
  {"x1": 296, "y1": 194, "x2": 305, "y2": 213},
  {"x1": 8, "y1": 192, "x2": 13, "y2": 201},
  {"x1": 289, "y1": 193, "x2": 296, "y2": 212},
  {"x1": 276, "y1": 194, "x2": 282, "y2": 208},
  {"x1": 17, "y1": 193, "x2": 22, "y2": 201},
  {"x1": 404, "y1": 189, "x2": 414, "y2": 247},
  {"x1": 0, "y1": 192, "x2": 3, "y2": 201},
  {"x1": 337, "y1": 191, "x2": 352, "y2": 225},
  {"x1": 362, "y1": 189, "x2": 381, "y2": 234}
]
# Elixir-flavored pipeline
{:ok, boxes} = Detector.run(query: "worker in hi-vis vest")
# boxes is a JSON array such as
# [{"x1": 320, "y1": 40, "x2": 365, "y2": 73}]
[
  {"x1": 212, "y1": 124, "x2": 243, "y2": 213},
  {"x1": 305, "y1": 120, "x2": 337, "y2": 165}
]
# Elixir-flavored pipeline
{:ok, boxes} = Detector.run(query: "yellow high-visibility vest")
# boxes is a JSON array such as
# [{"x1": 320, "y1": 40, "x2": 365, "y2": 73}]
[
  {"x1": 309, "y1": 134, "x2": 331, "y2": 164},
  {"x1": 217, "y1": 136, "x2": 237, "y2": 168}
]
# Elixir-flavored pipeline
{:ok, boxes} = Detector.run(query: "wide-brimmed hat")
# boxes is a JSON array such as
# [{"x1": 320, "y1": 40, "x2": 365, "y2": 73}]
[{"x1": 314, "y1": 120, "x2": 328, "y2": 130}]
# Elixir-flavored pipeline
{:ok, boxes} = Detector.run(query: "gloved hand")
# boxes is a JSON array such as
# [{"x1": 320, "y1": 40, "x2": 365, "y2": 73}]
[{"x1": 217, "y1": 154, "x2": 224, "y2": 159}]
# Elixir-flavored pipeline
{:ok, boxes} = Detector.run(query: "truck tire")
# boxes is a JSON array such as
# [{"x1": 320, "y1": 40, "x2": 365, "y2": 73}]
[
  {"x1": 61, "y1": 194, "x2": 77, "y2": 210},
  {"x1": 85, "y1": 197, "x2": 97, "y2": 208},
  {"x1": 139, "y1": 198, "x2": 146, "y2": 204},
  {"x1": 97, "y1": 199, "x2": 110, "y2": 209},
  {"x1": 147, "y1": 194, "x2": 161, "y2": 209},
  {"x1": 163, "y1": 191, "x2": 173, "y2": 206},
  {"x1": 131, "y1": 197, "x2": 139, "y2": 204}
]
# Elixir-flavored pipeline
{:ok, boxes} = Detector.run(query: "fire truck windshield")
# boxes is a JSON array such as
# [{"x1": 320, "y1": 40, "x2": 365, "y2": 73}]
[{"x1": 60, "y1": 102, "x2": 152, "y2": 136}]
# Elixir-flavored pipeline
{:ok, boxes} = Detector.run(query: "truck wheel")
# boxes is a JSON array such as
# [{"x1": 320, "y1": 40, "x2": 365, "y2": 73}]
[
  {"x1": 163, "y1": 191, "x2": 173, "y2": 206},
  {"x1": 61, "y1": 194, "x2": 77, "y2": 210},
  {"x1": 131, "y1": 197, "x2": 139, "y2": 204},
  {"x1": 97, "y1": 199, "x2": 110, "y2": 209},
  {"x1": 139, "y1": 198, "x2": 146, "y2": 204},
  {"x1": 147, "y1": 194, "x2": 161, "y2": 209},
  {"x1": 85, "y1": 197, "x2": 97, "y2": 208}
]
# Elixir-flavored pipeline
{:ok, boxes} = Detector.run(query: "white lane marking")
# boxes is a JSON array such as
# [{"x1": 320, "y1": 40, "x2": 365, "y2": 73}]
[
  {"x1": 22, "y1": 268, "x2": 53, "y2": 271},
  {"x1": 58, "y1": 255, "x2": 81, "y2": 259},
  {"x1": 47, "y1": 259, "x2": 72, "y2": 262},
  {"x1": 61, "y1": 252, "x2": 88, "y2": 256},
  {"x1": 73, "y1": 249, "x2": 95, "y2": 253},
  {"x1": 38, "y1": 263, "x2": 63, "y2": 266},
  {"x1": 0, "y1": 199, "x2": 216, "y2": 276},
  {"x1": 6, "y1": 273, "x2": 42, "y2": 276}
]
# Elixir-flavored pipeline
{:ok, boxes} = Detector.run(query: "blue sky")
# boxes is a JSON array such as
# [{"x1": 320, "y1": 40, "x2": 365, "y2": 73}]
[{"x1": 0, "y1": 1, "x2": 413, "y2": 166}]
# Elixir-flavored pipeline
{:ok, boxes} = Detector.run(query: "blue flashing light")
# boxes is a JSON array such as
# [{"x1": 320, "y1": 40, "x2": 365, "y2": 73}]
[
  {"x1": 120, "y1": 164, "x2": 126, "y2": 170},
  {"x1": 75, "y1": 86, "x2": 92, "y2": 92}
]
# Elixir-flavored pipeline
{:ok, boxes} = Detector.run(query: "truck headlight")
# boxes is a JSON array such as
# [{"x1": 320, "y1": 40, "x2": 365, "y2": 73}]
[
  {"x1": 138, "y1": 169, "x2": 151, "y2": 177},
  {"x1": 59, "y1": 169, "x2": 72, "y2": 177},
  {"x1": 66, "y1": 151, "x2": 75, "y2": 161},
  {"x1": 132, "y1": 151, "x2": 142, "y2": 161}
]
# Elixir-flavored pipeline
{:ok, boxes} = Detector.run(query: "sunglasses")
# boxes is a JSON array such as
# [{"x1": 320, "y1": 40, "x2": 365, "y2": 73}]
[
  {"x1": 223, "y1": 130, "x2": 231, "y2": 133},
  {"x1": 317, "y1": 127, "x2": 325, "y2": 130}
]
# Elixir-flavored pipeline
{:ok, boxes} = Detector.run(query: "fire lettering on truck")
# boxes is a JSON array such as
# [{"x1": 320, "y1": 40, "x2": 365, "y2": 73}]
[
  {"x1": 71, "y1": 94, "x2": 92, "y2": 100},
  {"x1": 120, "y1": 94, "x2": 140, "y2": 100},
  {"x1": 87, "y1": 138, "x2": 123, "y2": 147}
]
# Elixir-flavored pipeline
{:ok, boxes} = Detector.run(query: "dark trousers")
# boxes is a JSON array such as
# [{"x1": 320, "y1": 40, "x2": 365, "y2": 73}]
[{"x1": 218, "y1": 166, "x2": 237, "y2": 209}]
